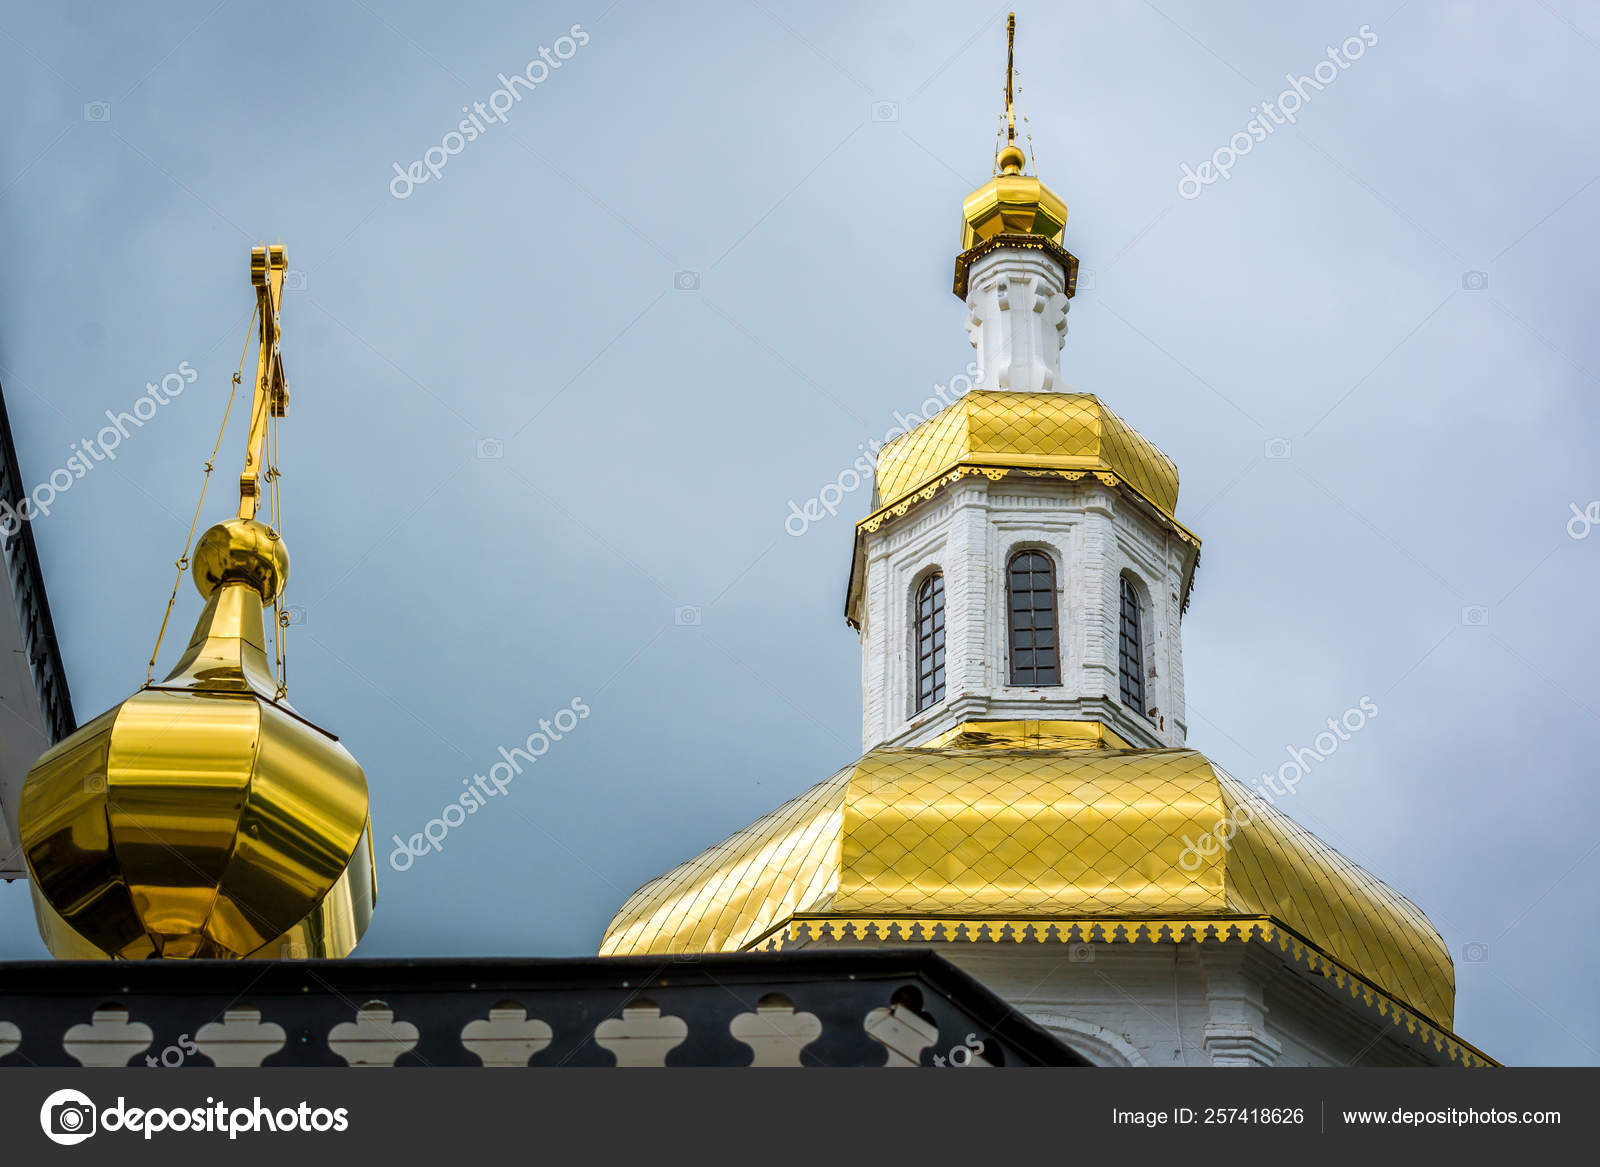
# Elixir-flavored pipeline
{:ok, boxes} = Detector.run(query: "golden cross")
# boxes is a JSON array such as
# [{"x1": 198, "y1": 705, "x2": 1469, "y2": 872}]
[
  {"x1": 1004, "y1": 12, "x2": 1016, "y2": 143},
  {"x1": 239, "y1": 245, "x2": 289, "y2": 520}
]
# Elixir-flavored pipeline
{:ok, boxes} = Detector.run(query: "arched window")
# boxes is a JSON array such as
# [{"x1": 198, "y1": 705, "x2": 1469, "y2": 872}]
[
  {"x1": 914, "y1": 573, "x2": 946, "y2": 712},
  {"x1": 1118, "y1": 575, "x2": 1146, "y2": 713},
  {"x1": 1007, "y1": 550, "x2": 1059, "y2": 686}
]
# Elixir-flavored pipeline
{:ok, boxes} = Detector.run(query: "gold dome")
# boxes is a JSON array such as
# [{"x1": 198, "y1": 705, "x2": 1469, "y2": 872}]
[
  {"x1": 954, "y1": 170, "x2": 1076, "y2": 301},
  {"x1": 960, "y1": 167, "x2": 1067, "y2": 253},
  {"x1": 872, "y1": 389, "x2": 1181, "y2": 520},
  {"x1": 17, "y1": 531, "x2": 375, "y2": 959},
  {"x1": 600, "y1": 721, "x2": 1458, "y2": 1033}
]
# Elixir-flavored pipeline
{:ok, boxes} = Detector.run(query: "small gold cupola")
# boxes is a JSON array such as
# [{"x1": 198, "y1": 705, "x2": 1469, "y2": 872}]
[
  {"x1": 955, "y1": 13, "x2": 1077, "y2": 299},
  {"x1": 16, "y1": 246, "x2": 376, "y2": 960}
]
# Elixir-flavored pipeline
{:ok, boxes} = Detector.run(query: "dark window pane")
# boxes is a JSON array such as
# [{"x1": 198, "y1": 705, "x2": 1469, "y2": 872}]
[
  {"x1": 915, "y1": 573, "x2": 946, "y2": 712},
  {"x1": 1120, "y1": 576, "x2": 1146, "y2": 714},
  {"x1": 1007, "y1": 551, "x2": 1060, "y2": 687}
]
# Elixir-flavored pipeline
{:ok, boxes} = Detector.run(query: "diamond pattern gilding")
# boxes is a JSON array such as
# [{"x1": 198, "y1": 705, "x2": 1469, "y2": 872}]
[
  {"x1": 600, "y1": 741, "x2": 1453, "y2": 1027},
  {"x1": 873, "y1": 391, "x2": 1180, "y2": 519},
  {"x1": 598, "y1": 765, "x2": 850, "y2": 957},
  {"x1": 1212, "y1": 764, "x2": 1454, "y2": 1026}
]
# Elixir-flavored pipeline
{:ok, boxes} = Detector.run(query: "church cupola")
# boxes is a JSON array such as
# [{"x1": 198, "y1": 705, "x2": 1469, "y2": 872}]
[
  {"x1": 15, "y1": 246, "x2": 376, "y2": 960},
  {"x1": 845, "y1": 17, "x2": 1200, "y2": 753}
]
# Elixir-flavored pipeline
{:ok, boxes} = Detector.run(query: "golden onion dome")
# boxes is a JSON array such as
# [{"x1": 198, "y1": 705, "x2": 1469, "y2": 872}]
[
  {"x1": 15, "y1": 245, "x2": 375, "y2": 960},
  {"x1": 959, "y1": 151, "x2": 1068, "y2": 252},
  {"x1": 954, "y1": 163, "x2": 1076, "y2": 301},
  {"x1": 600, "y1": 721, "x2": 1457, "y2": 1034},
  {"x1": 19, "y1": 521, "x2": 375, "y2": 959}
]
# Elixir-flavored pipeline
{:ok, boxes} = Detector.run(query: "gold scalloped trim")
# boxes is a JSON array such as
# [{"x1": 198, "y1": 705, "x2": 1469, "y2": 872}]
[{"x1": 768, "y1": 915, "x2": 1495, "y2": 1068}]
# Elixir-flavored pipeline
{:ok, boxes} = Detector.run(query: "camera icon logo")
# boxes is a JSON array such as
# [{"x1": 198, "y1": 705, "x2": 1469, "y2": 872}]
[
  {"x1": 83, "y1": 774, "x2": 107, "y2": 794},
  {"x1": 674, "y1": 270, "x2": 700, "y2": 291},
  {"x1": 40, "y1": 1088, "x2": 97, "y2": 1145},
  {"x1": 283, "y1": 269, "x2": 307, "y2": 291},
  {"x1": 280, "y1": 940, "x2": 308, "y2": 960},
  {"x1": 1075, "y1": 269, "x2": 1096, "y2": 294},
  {"x1": 871, "y1": 101, "x2": 899, "y2": 122},
  {"x1": 1067, "y1": 941, "x2": 1095, "y2": 963},
  {"x1": 475, "y1": 437, "x2": 504, "y2": 460},
  {"x1": 283, "y1": 604, "x2": 307, "y2": 627},
  {"x1": 1462, "y1": 941, "x2": 1489, "y2": 963},
  {"x1": 1461, "y1": 605, "x2": 1489, "y2": 627},
  {"x1": 82, "y1": 102, "x2": 111, "y2": 123},
  {"x1": 674, "y1": 605, "x2": 702, "y2": 627},
  {"x1": 1461, "y1": 270, "x2": 1489, "y2": 291},
  {"x1": 1264, "y1": 437, "x2": 1292, "y2": 460}
]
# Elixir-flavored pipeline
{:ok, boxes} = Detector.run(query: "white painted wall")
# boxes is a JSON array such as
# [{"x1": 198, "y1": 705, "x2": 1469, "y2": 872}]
[
  {"x1": 964, "y1": 247, "x2": 1071, "y2": 393},
  {"x1": 858, "y1": 476, "x2": 1189, "y2": 752},
  {"x1": 793, "y1": 935, "x2": 1443, "y2": 1066}
]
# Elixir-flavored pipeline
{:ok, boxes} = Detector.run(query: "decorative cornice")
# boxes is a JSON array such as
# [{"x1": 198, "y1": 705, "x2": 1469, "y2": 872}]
[
  {"x1": 860, "y1": 463, "x2": 1198, "y2": 547},
  {"x1": 845, "y1": 462, "x2": 1201, "y2": 628},
  {"x1": 762, "y1": 915, "x2": 1496, "y2": 1068},
  {"x1": 954, "y1": 233, "x2": 1079, "y2": 301}
]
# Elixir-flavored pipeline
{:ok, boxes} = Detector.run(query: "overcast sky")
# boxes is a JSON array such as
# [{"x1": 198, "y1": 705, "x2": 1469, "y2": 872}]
[{"x1": 0, "y1": 0, "x2": 1595, "y2": 1066}]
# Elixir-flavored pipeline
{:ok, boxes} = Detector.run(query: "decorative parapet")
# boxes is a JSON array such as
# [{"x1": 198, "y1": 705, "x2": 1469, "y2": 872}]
[{"x1": 0, "y1": 951, "x2": 1087, "y2": 1068}]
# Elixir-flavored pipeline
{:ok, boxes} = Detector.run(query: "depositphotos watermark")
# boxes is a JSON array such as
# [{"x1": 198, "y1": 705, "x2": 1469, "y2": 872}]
[
  {"x1": 785, "y1": 361, "x2": 981, "y2": 536},
  {"x1": 389, "y1": 697, "x2": 590, "y2": 870},
  {"x1": 1179, "y1": 697, "x2": 1378, "y2": 870},
  {"x1": 39, "y1": 1088, "x2": 348, "y2": 1145},
  {"x1": 1177, "y1": 25, "x2": 1378, "y2": 200},
  {"x1": 0, "y1": 360, "x2": 197, "y2": 535},
  {"x1": 932, "y1": 1033, "x2": 987, "y2": 1067},
  {"x1": 389, "y1": 24, "x2": 590, "y2": 198},
  {"x1": 1567, "y1": 501, "x2": 1599, "y2": 539}
]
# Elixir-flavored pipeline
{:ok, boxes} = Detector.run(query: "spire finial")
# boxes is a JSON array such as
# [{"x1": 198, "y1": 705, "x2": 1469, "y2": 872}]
[
  {"x1": 997, "y1": 14, "x2": 1025, "y2": 175},
  {"x1": 1005, "y1": 12, "x2": 1016, "y2": 145}
]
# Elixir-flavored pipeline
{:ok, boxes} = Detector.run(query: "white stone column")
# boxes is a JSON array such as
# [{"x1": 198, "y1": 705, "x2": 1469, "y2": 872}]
[
  {"x1": 964, "y1": 247, "x2": 1070, "y2": 393},
  {"x1": 945, "y1": 487, "x2": 989, "y2": 703},
  {"x1": 1201, "y1": 945, "x2": 1284, "y2": 1067}
]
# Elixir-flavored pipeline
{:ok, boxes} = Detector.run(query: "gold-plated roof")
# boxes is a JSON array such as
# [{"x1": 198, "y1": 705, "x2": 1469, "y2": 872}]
[
  {"x1": 600, "y1": 722, "x2": 1456, "y2": 1030},
  {"x1": 873, "y1": 390, "x2": 1182, "y2": 520}
]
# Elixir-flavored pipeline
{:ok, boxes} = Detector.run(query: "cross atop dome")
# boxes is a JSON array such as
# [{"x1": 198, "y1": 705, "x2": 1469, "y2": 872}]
[{"x1": 994, "y1": 10, "x2": 1040, "y2": 178}]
